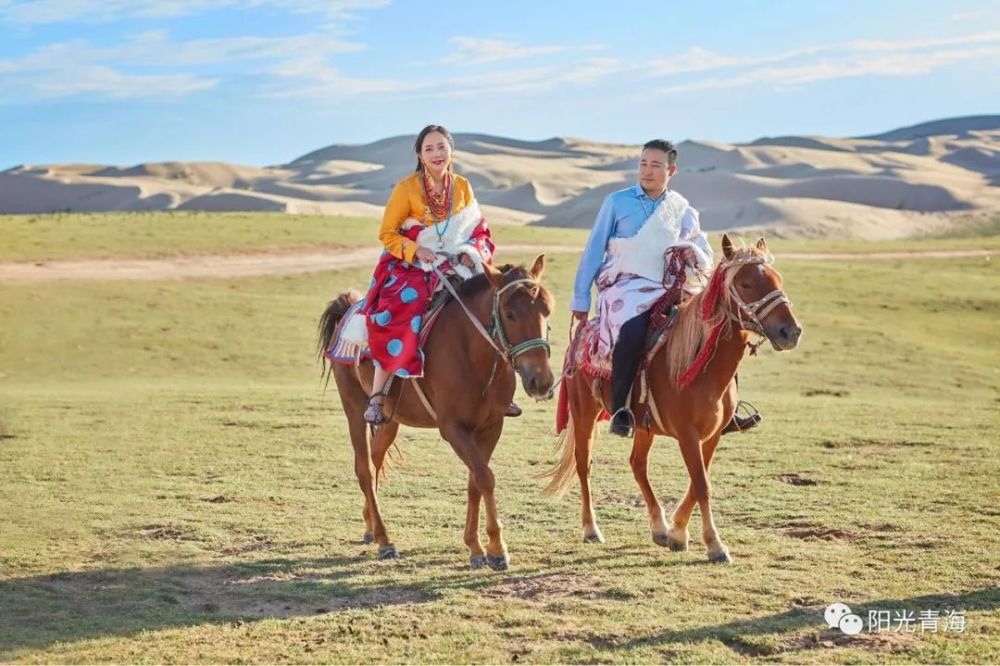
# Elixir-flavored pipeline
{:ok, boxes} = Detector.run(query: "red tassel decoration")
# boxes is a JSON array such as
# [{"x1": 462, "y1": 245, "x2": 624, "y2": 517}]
[
  {"x1": 679, "y1": 321, "x2": 724, "y2": 387},
  {"x1": 700, "y1": 264, "x2": 727, "y2": 322}
]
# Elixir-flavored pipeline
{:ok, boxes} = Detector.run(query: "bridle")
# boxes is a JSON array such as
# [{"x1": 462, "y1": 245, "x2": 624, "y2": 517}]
[
  {"x1": 434, "y1": 268, "x2": 551, "y2": 376},
  {"x1": 720, "y1": 254, "x2": 791, "y2": 338},
  {"x1": 489, "y1": 278, "x2": 552, "y2": 360}
]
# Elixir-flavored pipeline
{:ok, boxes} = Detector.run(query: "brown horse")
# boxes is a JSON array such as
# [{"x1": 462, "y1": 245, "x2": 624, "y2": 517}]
[
  {"x1": 545, "y1": 235, "x2": 802, "y2": 563},
  {"x1": 318, "y1": 256, "x2": 555, "y2": 570}
]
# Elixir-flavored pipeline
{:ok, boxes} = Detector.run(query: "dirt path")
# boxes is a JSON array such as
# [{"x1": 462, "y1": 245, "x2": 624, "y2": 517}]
[{"x1": 0, "y1": 246, "x2": 992, "y2": 283}]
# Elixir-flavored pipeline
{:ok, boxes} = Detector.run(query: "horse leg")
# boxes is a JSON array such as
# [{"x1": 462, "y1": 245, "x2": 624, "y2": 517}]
[
  {"x1": 629, "y1": 428, "x2": 671, "y2": 547},
  {"x1": 469, "y1": 421, "x2": 506, "y2": 569},
  {"x1": 342, "y1": 382, "x2": 397, "y2": 560},
  {"x1": 370, "y1": 420, "x2": 400, "y2": 493},
  {"x1": 362, "y1": 420, "x2": 399, "y2": 546},
  {"x1": 675, "y1": 430, "x2": 731, "y2": 563},
  {"x1": 465, "y1": 473, "x2": 487, "y2": 569},
  {"x1": 573, "y1": 379, "x2": 604, "y2": 543},
  {"x1": 667, "y1": 430, "x2": 724, "y2": 552},
  {"x1": 442, "y1": 421, "x2": 508, "y2": 570}
]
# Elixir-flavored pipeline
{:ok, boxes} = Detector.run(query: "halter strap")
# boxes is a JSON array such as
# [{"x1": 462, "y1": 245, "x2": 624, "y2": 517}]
[
  {"x1": 717, "y1": 254, "x2": 792, "y2": 336},
  {"x1": 434, "y1": 269, "x2": 550, "y2": 361},
  {"x1": 491, "y1": 278, "x2": 552, "y2": 360}
]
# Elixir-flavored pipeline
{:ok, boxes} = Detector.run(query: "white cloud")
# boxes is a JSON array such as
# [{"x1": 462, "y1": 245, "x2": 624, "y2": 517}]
[
  {"x1": 951, "y1": 10, "x2": 994, "y2": 22},
  {"x1": 442, "y1": 37, "x2": 566, "y2": 65},
  {"x1": 0, "y1": 26, "x2": 366, "y2": 101},
  {"x1": 265, "y1": 56, "x2": 622, "y2": 102},
  {"x1": 659, "y1": 45, "x2": 1000, "y2": 94},
  {"x1": 0, "y1": 65, "x2": 216, "y2": 102},
  {"x1": 0, "y1": 0, "x2": 390, "y2": 24},
  {"x1": 651, "y1": 31, "x2": 1000, "y2": 94}
]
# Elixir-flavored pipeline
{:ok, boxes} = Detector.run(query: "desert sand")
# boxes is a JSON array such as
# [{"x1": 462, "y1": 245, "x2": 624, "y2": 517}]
[{"x1": 2, "y1": 116, "x2": 997, "y2": 240}]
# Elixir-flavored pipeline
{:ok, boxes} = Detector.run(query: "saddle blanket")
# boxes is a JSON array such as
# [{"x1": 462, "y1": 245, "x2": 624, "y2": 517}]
[
  {"x1": 566, "y1": 305, "x2": 679, "y2": 380},
  {"x1": 325, "y1": 295, "x2": 448, "y2": 366}
]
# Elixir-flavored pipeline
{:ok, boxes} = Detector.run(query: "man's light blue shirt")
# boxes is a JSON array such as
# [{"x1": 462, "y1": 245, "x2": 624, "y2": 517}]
[{"x1": 571, "y1": 184, "x2": 711, "y2": 313}]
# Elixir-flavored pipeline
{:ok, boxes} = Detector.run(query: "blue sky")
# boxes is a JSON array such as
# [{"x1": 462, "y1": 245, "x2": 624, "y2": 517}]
[{"x1": 1, "y1": 0, "x2": 997, "y2": 167}]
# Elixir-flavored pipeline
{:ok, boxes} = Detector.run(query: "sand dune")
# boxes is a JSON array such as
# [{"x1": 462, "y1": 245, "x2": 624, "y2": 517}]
[{"x1": 2, "y1": 115, "x2": 997, "y2": 239}]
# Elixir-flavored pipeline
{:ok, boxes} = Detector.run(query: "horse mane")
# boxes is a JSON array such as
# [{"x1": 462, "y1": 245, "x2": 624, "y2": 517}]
[
  {"x1": 457, "y1": 263, "x2": 516, "y2": 297},
  {"x1": 457, "y1": 263, "x2": 554, "y2": 312},
  {"x1": 665, "y1": 244, "x2": 767, "y2": 385}
]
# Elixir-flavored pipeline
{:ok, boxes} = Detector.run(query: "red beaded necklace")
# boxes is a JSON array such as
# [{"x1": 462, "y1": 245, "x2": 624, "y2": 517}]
[{"x1": 421, "y1": 169, "x2": 453, "y2": 223}]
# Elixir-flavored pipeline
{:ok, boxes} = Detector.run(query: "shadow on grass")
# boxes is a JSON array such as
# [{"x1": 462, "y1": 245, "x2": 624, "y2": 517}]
[
  {"x1": 615, "y1": 587, "x2": 1000, "y2": 656},
  {"x1": 0, "y1": 552, "x2": 512, "y2": 657}
]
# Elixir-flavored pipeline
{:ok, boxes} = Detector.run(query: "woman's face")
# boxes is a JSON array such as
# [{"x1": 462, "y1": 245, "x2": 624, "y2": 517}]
[{"x1": 420, "y1": 131, "x2": 452, "y2": 176}]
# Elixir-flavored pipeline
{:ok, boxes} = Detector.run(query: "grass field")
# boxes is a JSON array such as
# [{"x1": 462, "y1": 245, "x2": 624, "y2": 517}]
[
  {"x1": 1, "y1": 210, "x2": 998, "y2": 263},
  {"x1": 0, "y1": 212, "x2": 591, "y2": 262},
  {"x1": 0, "y1": 213, "x2": 998, "y2": 663}
]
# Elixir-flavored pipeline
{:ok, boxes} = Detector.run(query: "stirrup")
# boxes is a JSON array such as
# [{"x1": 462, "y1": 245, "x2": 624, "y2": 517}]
[
  {"x1": 722, "y1": 400, "x2": 762, "y2": 435},
  {"x1": 363, "y1": 392, "x2": 390, "y2": 426}
]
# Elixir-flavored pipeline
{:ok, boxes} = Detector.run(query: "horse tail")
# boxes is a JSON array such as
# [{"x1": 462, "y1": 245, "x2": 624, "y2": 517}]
[
  {"x1": 543, "y1": 380, "x2": 579, "y2": 497},
  {"x1": 316, "y1": 291, "x2": 361, "y2": 363}
]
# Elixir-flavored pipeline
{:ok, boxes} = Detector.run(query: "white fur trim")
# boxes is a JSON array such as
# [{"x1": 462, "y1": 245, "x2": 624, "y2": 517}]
[
  {"x1": 604, "y1": 191, "x2": 690, "y2": 283},
  {"x1": 339, "y1": 310, "x2": 368, "y2": 347},
  {"x1": 413, "y1": 201, "x2": 487, "y2": 276}
]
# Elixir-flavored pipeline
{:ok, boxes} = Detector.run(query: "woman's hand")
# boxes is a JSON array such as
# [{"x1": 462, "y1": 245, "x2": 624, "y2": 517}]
[
  {"x1": 459, "y1": 254, "x2": 475, "y2": 268},
  {"x1": 414, "y1": 247, "x2": 437, "y2": 263}
]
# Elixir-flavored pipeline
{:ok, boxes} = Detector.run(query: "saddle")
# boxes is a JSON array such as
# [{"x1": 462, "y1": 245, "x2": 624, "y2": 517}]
[{"x1": 565, "y1": 304, "x2": 679, "y2": 380}]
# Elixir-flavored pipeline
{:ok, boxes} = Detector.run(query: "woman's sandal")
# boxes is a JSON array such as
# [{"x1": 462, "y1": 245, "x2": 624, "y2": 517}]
[{"x1": 363, "y1": 392, "x2": 390, "y2": 426}]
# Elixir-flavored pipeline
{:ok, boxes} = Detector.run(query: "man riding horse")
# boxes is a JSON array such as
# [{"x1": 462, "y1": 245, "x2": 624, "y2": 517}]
[{"x1": 571, "y1": 139, "x2": 763, "y2": 437}]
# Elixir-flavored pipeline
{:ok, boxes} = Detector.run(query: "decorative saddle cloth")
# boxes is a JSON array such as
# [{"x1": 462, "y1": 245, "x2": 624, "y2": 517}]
[
  {"x1": 324, "y1": 286, "x2": 452, "y2": 366},
  {"x1": 566, "y1": 303, "x2": 680, "y2": 380}
]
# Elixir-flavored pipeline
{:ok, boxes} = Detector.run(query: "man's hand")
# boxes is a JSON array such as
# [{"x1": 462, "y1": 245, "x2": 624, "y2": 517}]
[
  {"x1": 414, "y1": 247, "x2": 436, "y2": 263},
  {"x1": 572, "y1": 310, "x2": 589, "y2": 322}
]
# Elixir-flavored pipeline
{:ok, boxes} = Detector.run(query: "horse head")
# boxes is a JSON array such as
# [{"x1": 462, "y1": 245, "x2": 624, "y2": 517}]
[
  {"x1": 721, "y1": 234, "x2": 802, "y2": 351},
  {"x1": 484, "y1": 254, "x2": 556, "y2": 399}
]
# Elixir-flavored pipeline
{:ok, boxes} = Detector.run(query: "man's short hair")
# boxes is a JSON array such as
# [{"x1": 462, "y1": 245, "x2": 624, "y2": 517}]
[{"x1": 642, "y1": 139, "x2": 677, "y2": 166}]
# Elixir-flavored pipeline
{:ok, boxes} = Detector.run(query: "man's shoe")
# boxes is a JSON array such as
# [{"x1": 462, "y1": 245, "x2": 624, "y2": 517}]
[
  {"x1": 505, "y1": 401, "x2": 522, "y2": 418},
  {"x1": 721, "y1": 412, "x2": 762, "y2": 434},
  {"x1": 609, "y1": 409, "x2": 634, "y2": 438}
]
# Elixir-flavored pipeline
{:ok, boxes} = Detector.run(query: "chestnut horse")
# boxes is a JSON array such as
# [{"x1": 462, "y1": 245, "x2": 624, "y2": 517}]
[
  {"x1": 318, "y1": 256, "x2": 554, "y2": 570},
  {"x1": 545, "y1": 236, "x2": 802, "y2": 563}
]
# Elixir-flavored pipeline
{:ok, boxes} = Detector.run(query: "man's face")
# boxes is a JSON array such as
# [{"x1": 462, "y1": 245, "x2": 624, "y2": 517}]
[{"x1": 637, "y1": 148, "x2": 676, "y2": 194}]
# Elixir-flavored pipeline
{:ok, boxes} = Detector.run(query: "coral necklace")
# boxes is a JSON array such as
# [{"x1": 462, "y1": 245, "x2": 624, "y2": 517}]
[{"x1": 421, "y1": 170, "x2": 454, "y2": 250}]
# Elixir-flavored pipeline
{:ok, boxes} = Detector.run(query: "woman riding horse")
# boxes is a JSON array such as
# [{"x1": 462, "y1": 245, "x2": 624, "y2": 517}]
[{"x1": 361, "y1": 124, "x2": 519, "y2": 424}]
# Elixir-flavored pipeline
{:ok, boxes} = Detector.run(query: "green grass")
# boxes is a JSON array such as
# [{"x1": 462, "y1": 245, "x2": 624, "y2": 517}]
[
  {"x1": 0, "y1": 212, "x2": 590, "y2": 262},
  {"x1": 0, "y1": 231, "x2": 998, "y2": 662},
  {"x1": 2, "y1": 210, "x2": 997, "y2": 264}
]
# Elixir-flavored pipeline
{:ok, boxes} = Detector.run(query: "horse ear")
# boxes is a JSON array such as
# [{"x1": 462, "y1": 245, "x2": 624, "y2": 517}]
[
  {"x1": 483, "y1": 262, "x2": 503, "y2": 289},
  {"x1": 721, "y1": 233, "x2": 734, "y2": 260},
  {"x1": 755, "y1": 237, "x2": 769, "y2": 253},
  {"x1": 529, "y1": 254, "x2": 545, "y2": 280}
]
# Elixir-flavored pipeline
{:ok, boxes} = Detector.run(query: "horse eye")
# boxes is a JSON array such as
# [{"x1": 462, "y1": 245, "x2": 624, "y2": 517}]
[
  {"x1": 740, "y1": 281, "x2": 751, "y2": 290},
  {"x1": 505, "y1": 311, "x2": 515, "y2": 322}
]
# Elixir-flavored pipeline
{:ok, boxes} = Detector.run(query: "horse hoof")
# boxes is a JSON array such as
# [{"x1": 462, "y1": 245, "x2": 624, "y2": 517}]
[
  {"x1": 487, "y1": 553, "x2": 509, "y2": 571},
  {"x1": 707, "y1": 547, "x2": 733, "y2": 564},
  {"x1": 470, "y1": 555, "x2": 489, "y2": 569},
  {"x1": 378, "y1": 545, "x2": 399, "y2": 560},
  {"x1": 363, "y1": 532, "x2": 375, "y2": 545},
  {"x1": 582, "y1": 527, "x2": 605, "y2": 543},
  {"x1": 664, "y1": 531, "x2": 689, "y2": 552}
]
